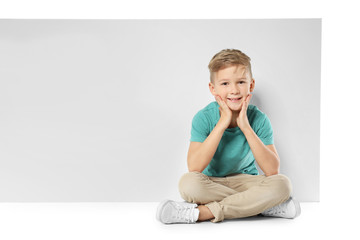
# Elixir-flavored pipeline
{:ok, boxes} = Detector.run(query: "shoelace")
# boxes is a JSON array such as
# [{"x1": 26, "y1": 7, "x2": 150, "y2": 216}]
[{"x1": 173, "y1": 202, "x2": 196, "y2": 223}]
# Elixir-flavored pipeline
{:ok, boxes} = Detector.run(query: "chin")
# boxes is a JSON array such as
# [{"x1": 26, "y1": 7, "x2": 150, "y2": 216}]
[
  {"x1": 230, "y1": 107, "x2": 241, "y2": 112},
  {"x1": 227, "y1": 104, "x2": 241, "y2": 112}
]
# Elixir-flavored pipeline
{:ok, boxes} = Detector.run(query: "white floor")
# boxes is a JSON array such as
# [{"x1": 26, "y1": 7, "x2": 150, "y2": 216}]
[{"x1": 0, "y1": 202, "x2": 356, "y2": 240}]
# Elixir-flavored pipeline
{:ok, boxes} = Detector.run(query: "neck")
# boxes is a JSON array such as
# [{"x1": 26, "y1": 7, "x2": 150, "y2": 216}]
[{"x1": 228, "y1": 111, "x2": 240, "y2": 128}]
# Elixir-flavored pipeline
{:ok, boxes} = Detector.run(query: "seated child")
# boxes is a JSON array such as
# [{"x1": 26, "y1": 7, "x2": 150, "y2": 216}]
[{"x1": 156, "y1": 49, "x2": 301, "y2": 223}]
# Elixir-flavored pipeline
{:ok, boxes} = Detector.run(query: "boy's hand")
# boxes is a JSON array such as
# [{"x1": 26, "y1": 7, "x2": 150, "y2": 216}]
[
  {"x1": 215, "y1": 95, "x2": 232, "y2": 130},
  {"x1": 236, "y1": 94, "x2": 252, "y2": 131}
]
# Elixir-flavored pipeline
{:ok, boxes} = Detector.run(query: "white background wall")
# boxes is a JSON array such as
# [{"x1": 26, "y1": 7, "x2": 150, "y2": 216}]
[{"x1": 0, "y1": 19, "x2": 320, "y2": 202}]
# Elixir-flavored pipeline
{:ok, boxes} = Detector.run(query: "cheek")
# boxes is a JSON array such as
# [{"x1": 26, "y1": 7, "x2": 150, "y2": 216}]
[
  {"x1": 214, "y1": 89, "x2": 226, "y2": 97},
  {"x1": 241, "y1": 86, "x2": 250, "y2": 93},
  {"x1": 213, "y1": 92, "x2": 226, "y2": 100}
]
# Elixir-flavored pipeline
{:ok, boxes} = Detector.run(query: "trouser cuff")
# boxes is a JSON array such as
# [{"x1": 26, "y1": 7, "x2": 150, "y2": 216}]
[{"x1": 205, "y1": 201, "x2": 224, "y2": 223}]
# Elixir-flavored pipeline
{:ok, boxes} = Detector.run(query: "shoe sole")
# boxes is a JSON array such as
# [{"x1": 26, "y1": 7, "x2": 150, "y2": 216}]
[{"x1": 156, "y1": 199, "x2": 172, "y2": 223}]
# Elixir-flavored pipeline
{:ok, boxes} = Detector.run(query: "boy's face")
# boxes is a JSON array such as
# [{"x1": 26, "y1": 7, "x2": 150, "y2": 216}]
[{"x1": 209, "y1": 64, "x2": 255, "y2": 112}]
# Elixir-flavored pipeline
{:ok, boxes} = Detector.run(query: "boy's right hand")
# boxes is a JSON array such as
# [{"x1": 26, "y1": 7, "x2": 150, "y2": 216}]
[{"x1": 215, "y1": 95, "x2": 232, "y2": 130}]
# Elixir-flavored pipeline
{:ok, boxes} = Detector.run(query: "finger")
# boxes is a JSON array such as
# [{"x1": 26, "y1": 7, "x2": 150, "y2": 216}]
[
  {"x1": 215, "y1": 95, "x2": 221, "y2": 104},
  {"x1": 244, "y1": 99, "x2": 249, "y2": 112},
  {"x1": 241, "y1": 99, "x2": 248, "y2": 113},
  {"x1": 216, "y1": 95, "x2": 228, "y2": 108},
  {"x1": 222, "y1": 99, "x2": 231, "y2": 110},
  {"x1": 240, "y1": 101, "x2": 245, "y2": 112},
  {"x1": 246, "y1": 94, "x2": 252, "y2": 102},
  {"x1": 215, "y1": 95, "x2": 225, "y2": 109}
]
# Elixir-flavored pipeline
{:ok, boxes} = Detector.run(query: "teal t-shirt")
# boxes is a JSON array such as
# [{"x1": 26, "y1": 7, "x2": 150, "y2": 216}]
[{"x1": 190, "y1": 101, "x2": 274, "y2": 177}]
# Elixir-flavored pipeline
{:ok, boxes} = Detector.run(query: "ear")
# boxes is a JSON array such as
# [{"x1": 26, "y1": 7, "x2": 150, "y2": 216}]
[
  {"x1": 250, "y1": 78, "x2": 255, "y2": 92},
  {"x1": 209, "y1": 82, "x2": 217, "y2": 96}
]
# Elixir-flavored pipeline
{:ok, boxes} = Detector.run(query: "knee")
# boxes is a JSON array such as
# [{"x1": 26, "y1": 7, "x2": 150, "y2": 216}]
[
  {"x1": 178, "y1": 171, "x2": 210, "y2": 203},
  {"x1": 269, "y1": 174, "x2": 292, "y2": 200}
]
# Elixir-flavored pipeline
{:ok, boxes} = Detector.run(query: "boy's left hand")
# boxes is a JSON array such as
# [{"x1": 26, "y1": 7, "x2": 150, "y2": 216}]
[{"x1": 236, "y1": 94, "x2": 252, "y2": 131}]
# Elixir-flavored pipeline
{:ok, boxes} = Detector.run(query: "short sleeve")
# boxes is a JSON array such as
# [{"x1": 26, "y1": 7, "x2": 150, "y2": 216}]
[
  {"x1": 255, "y1": 114, "x2": 274, "y2": 145},
  {"x1": 190, "y1": 111, "x2": 210, "y2": 142}
]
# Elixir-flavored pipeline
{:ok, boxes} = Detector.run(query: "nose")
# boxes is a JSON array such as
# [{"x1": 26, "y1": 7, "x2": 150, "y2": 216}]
[{"x1": 230, "y1": 83, "x2": 240, "y2": 94}]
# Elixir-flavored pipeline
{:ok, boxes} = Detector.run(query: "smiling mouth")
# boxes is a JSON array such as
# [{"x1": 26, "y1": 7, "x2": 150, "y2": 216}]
[{"x1": 227, "y1": 97, "x2": 242, "y2": 102}]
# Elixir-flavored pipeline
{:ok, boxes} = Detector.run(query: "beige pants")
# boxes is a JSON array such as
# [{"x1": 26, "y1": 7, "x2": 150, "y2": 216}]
[{"x1": 178, "y1": 172, "x2": 292, "y2": 222}]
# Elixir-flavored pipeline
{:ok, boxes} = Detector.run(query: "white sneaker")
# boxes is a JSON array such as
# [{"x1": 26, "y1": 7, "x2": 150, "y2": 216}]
[
  {"x1": 261, "y1": 196, "x2": 301, "y2": 219},
  {"x1": 156, "y1": 200, "x2": 199, "y2": 224}
]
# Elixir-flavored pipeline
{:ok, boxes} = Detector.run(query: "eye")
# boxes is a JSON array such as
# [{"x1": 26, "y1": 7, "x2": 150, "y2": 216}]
[
  {"x1": 221, "y1": 82, "x2": 228, "y2": 85},
  {"x1": 239, "y1": 81, "x2": 245, "y2": 84}
]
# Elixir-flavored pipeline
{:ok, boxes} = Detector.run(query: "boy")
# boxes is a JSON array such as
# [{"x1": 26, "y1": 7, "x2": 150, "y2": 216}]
[{"x1": 156, "y1": 49, "x2": 301, "y2": 224}]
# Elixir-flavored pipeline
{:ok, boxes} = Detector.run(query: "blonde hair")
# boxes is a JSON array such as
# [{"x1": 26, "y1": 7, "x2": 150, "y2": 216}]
[{"x1": 208, "y1": 49, "x2": 253, "y2": 83}]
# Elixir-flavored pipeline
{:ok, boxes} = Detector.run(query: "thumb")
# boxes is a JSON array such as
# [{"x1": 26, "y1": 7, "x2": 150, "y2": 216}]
[{"x1": 240, "y1": 101, "x2": 246, "y2": 113}]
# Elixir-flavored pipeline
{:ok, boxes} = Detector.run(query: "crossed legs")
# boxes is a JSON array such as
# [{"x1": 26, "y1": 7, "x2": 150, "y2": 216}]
[{"x1": 178, "y1": 172, "x2": 292, "y2": 222}]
